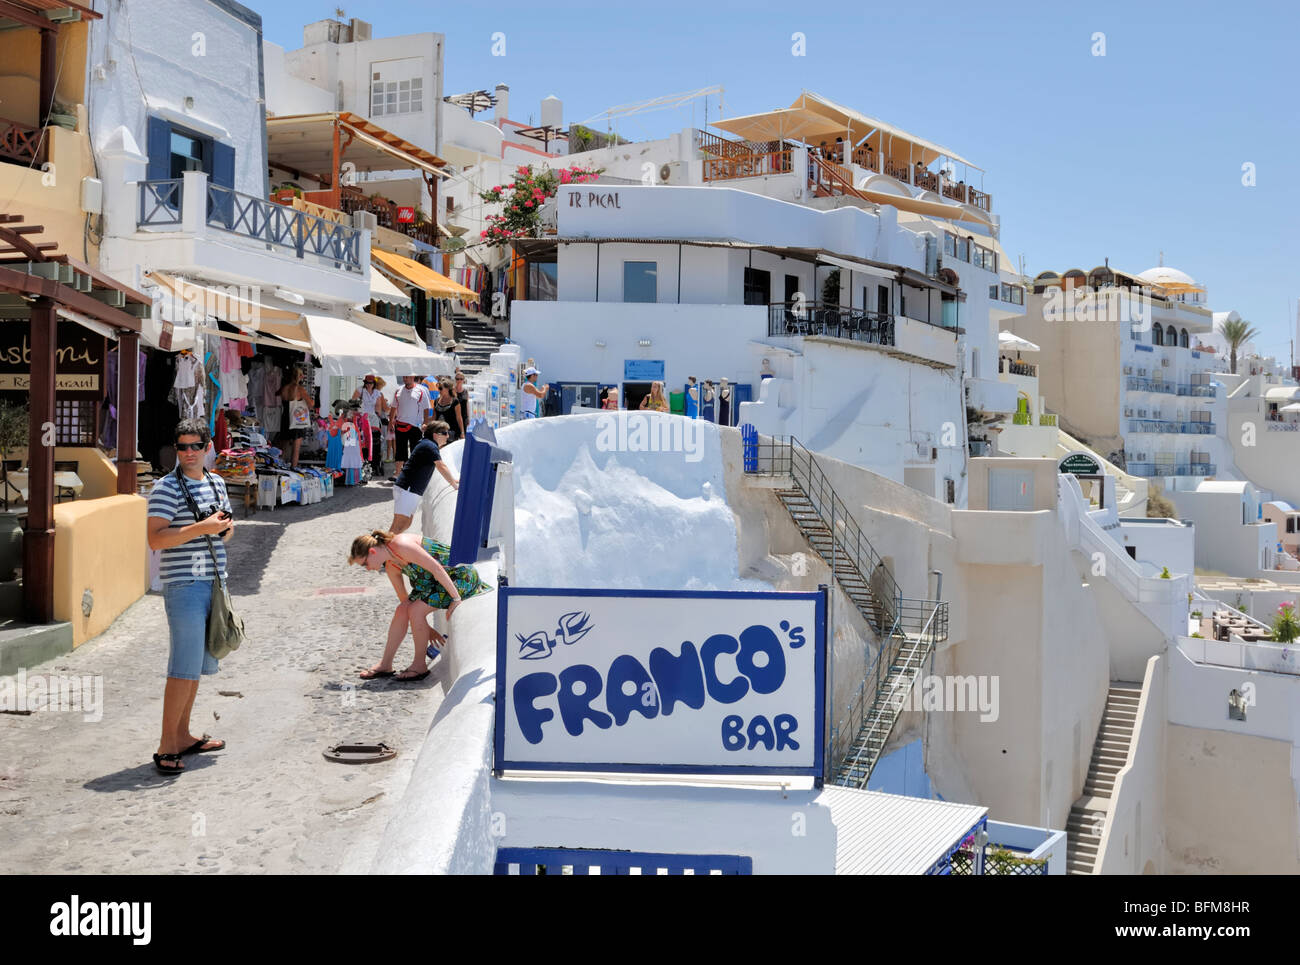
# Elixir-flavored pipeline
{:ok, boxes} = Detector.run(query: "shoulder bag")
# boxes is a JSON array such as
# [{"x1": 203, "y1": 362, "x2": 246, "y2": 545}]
[{"x1": 174, "y1": 468, "x2": 246, "y2": 660}]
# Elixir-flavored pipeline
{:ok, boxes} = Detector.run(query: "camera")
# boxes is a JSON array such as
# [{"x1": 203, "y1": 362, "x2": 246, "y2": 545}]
[{"x1": 203, "y1": 503, "x2": 233, "y2": 535}]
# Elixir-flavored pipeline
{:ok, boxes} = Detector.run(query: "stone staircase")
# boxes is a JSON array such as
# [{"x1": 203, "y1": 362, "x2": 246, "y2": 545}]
[
  {"x1": 1066, "y1": 682, "x2": 1142, "y2": 874},
  {"x1": 749, "y1": 434, "x2": 947, "y2": 787},
  {"x1": 450, "y1": 314, "x2": 507, "y2": 376}
]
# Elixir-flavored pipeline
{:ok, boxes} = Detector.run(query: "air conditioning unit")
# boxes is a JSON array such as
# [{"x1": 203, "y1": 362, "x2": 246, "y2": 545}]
[
  {"x1": 916, "y1": 441, "x2": 930, "y2": 459},
  {"x1": 1162, "y1": 357, "x2": 1170, "y2": 367},
  {"x1": 1152, "y1": 410, "x2": 1162, "y2": 419},
  {"x1": 1124, "y1": 407, "x2": 1133, "y2": 417},
  {"x1": 1138, "y1": 368, "x2": 1148, "y2": 376},
  {"x1": 1123, "y1": 365, "x2": 1133, "y2": 375},
  {"x1": 1138, "y1": 409, "x2": 1147, "y2": 417}
]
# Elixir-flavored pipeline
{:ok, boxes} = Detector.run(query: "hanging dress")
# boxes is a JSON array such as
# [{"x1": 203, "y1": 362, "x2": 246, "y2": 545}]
[
  {"x1": 326, "y1": 423, "x2": 344, "y2": 474},
  {"x1": 340, "y1": 421, "x2": 363, "y2": 486}
]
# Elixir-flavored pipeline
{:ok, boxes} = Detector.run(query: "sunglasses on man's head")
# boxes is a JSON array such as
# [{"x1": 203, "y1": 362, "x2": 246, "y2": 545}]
[{"x1": 176, "y1": 442, "x2": 206, "y2": 452}]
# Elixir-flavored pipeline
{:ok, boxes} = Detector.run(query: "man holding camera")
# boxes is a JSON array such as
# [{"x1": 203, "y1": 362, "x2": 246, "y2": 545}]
[{"x1": 145, "y1": 419, "x2": 235, "y2": 775}]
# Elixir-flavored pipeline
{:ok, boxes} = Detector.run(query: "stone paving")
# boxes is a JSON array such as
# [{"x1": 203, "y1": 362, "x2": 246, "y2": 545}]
[{"x1": 0, "y1": 479, "x2": 457, "y2": 874}]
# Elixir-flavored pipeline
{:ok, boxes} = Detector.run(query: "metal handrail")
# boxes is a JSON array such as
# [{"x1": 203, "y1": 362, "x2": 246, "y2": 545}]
[
  {"x1": 206, "y1": 182, "x2": 364, "y2": 273},
  {"x1": 138, "y1": 179, "x2": 183, "y2": 226}
]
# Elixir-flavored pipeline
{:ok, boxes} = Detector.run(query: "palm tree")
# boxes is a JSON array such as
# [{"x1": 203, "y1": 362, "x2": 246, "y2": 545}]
[{"x1": 1220, "y1": 318, "x2": 1259, "y2": 375}]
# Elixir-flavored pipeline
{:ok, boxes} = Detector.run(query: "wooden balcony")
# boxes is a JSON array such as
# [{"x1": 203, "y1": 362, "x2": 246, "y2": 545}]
[
  {"x1": 0, "y1": 115, "x2": 46, "y2": 167},
  {"x1": 702, "y1": 148, "x2": 793, "y2": 182}
]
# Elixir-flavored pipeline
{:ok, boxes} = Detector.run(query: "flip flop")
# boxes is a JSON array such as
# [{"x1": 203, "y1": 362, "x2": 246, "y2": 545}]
[
  {"x1": 182, "y1": 735, "x2": 226, "y2": 755},
  {"x1": 152, "y1": 752, "x2": 184, "y2": 775},
  {"x1": 359, "y1": 668, "x2": 396, "y2": 679},
  {"x1": 392, "y1": 669, "x2": 431, "y2": 682}
]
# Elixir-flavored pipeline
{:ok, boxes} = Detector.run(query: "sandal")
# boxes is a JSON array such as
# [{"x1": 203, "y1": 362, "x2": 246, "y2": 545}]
[
  {"x1": 152, "y1": 752, "x2": 184, "y2": 775},
  {"x1": 393, "y1": 669, "x2": 430, "y2": 682},
  {"x1": 182, "y1": 735, "x2": 226, "y2": 755},
  {"x1": 359, "y1": 668, "x2": 396, "y2": 679}
]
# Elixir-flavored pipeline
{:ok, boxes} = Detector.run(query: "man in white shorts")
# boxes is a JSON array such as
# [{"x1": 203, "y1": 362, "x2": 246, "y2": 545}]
[{"x1": 390, "y1": 421, "x2": 459, "y2": 535}]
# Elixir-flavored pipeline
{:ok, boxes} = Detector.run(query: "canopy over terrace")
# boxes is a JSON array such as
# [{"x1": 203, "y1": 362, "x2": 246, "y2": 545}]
[
  {"x1": 0, "y1": 212, "x2": 150, "y2": 623},
  {"x1": 713, "y1": 91, "x2": 982, "y2": 171},
  {"x1": 265, "y1": 111, "x2": 450, "y2": 211},
  {"x1": 145, "y1": 271, "x2": 451, "y2": 378}
]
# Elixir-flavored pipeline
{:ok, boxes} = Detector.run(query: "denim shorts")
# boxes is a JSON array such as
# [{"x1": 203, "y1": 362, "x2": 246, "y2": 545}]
[{"x1": 163, "y1": 579, "x2": 220, "y2": 680}]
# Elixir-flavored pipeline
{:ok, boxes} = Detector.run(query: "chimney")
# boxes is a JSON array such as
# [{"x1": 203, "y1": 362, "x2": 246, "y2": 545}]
[
  {"x1": 540, "y1": 94, "x2": 562, "y2": 131},
  {"x1": 494, "y1": 84, "x2": 509, "y2": 125}
]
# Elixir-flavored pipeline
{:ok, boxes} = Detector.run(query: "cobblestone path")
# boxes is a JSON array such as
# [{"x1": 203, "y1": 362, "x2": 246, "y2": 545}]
[{"x1": 0, "y1": 481, "x2": 455, "y2": 873}]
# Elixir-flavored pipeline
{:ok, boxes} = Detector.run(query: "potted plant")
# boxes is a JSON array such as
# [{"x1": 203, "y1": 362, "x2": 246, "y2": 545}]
[
  {"x1": 0, "y1": 401, "x2": 28, "y2": 581},
  {"x1": 1272, "y1": 601, "x2": 1300, "y2": 644},
  {"x1": 46, "y1": 101, "x2": 77, "y2": 131}
]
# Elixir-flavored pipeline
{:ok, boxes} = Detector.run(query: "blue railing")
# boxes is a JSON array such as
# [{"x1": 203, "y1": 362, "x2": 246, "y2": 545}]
[
  {"x1": 1126, "y1": 462, "x2": 1216, "y2": 477},
  {"x1": 494, "y1": 847, "x2": 753, "y2": 875},
  {"x1": 1128, "y1": 419, "x2": 1215, "y2": 434},
  {"x1": 138, "y1": 179, "x2": 183, "y2": 226},
  {"x1": 206, "y1": 182, "x2": 364, "y2": 273},
  {"x1": 1177, "y1": 384, "x2": 1216, "y2": 397},
  {"x1": 1126, "y1": 376, "x2": 1176, "y2": 394}
]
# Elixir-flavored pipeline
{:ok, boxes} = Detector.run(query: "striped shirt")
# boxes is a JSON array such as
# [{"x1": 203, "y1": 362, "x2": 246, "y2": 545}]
[{"x1": 148, "y1": 471, "x2": 231, "y2": 585}]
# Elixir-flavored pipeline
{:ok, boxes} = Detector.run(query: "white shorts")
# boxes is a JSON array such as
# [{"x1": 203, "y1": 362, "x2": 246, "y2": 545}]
[{"x1": 393, "y1": 485, "x2": 421, "y2": 518}]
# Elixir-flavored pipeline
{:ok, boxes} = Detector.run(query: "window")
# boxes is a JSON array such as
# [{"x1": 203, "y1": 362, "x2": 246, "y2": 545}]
[
  {"x1": 528, "y1": 261, "x2": 558, "y2": 301},
  {"x1": 945, "y1": 478, "x2": 956, "y2": 504},
  {"x1": 1153, "y1": 325, "x2": 1164, "y2": 346},
  {"x1": 784, "y1": 274, "x2": 800, "y2": 304},
  {"x1": 743, "y1": 267, "x2": 771, "y2": 306},
  {"x1": 944, "y1": 232, "x2": 956, "y2": 257},
  {"x1": 624, "y1": 261, "x2": 657, "y2": 303},
  {"x1": 370, "y1": 62, "x2": 424, "y2": 117},
  {"x1": 877, "y1": 285, "x2": 890, "y2": 315},
  {"x1": 169, "y1": 130, "x2": 208, "y2": 179},
  {"x1": 956, "y1": 236, "x2": 970, "y2": 262}
]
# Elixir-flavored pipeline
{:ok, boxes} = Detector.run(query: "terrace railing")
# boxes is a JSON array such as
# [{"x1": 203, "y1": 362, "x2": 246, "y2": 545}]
[
  {"x1": 0, "y1": 115, "x2": 46, "y2": 166},
  {"x1": 138, "y1": 179, "x2": 184, "y2": 227},
  {"x1": 767, "y1": 301, "x2": 895, "y2": 346},
  {"x1": 206, "y1": 182, "x2": 364, "y2": 273}
]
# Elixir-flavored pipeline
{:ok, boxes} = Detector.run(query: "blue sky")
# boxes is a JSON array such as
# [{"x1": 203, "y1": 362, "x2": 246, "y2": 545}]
[{"x1": 265, "y1": 1, "x2": 1299, "y2": 359}]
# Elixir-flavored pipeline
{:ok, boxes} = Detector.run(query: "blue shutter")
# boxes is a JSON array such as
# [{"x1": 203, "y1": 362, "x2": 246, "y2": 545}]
[
  {"x1": 211, "y1": 141, "x2": 235, "y2": 190},
  {"x1": 210, "y1": 141, "x2": 236, "y2": 227},
  {"x1": 146, "y1": 116, "x2": 171, "y2": 181}
]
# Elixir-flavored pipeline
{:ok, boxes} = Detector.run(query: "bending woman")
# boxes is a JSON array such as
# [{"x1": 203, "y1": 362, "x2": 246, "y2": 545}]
[{"x1": 348, "y1": 529, "x2": 490, "y2": 681}]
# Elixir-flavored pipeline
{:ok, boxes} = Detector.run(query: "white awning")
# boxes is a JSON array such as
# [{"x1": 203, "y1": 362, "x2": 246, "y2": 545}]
[
  {"x1": 350, "y1": 308, "x2": 423, "y2": 346},
  {"x1": 1266, "y1": 386, "x2": 1300, "y2": 401},
  {"x1": 303, "y1": 314, "x2": 453, "y2": 379},
  {"x1": 817, "y1": 254, "x2": 896, "y2": 281},
  {"x1": 999, "y1": 331, "x2": 1040, "y2": 353},
  {"x1": 820, "y1": 786, "x2": 988, "y2": 875},
  {"x1": 370, "y1": 264, "x2": 412, "y2": 308}
]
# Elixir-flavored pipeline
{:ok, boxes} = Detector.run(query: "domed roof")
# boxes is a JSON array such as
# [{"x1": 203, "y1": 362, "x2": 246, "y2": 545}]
[{"x1": 1137, "y1": 265, "x2": 1197, "y2": 286}]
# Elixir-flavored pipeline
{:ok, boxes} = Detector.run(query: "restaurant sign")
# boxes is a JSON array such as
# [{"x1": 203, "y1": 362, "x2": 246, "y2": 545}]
[
  {"x1": 1058, "y1": 451, "x2": 1102, "y2": 476},
  {"x1": 0, "y1": 321, "x2": 105, "y2": 400},
  {"x1": 396, "y1": 206, "x2": 415, "y2": 224},
  {"x1": 495, "y1": 586, "x2": 827, "y2": 777}
]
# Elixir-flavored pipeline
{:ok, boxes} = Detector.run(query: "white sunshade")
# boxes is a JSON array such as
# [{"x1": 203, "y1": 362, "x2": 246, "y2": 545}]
[
  {"x1": 370, "y1": 264, "x2": 412, "y2": 308},
  {"x1": 1266, "y1": 386, "x2": 1300, "y2": 401},
  {"x1": 999, "y1": 331, "x2": 1040, "y2": 353},
  {"x1": 303, "y1": 314, "x2": 453, "y2": 379},
  {"x1": 1280, "y1": 402, "x2": 1300, "y2": 413},
  {"x1": 820, "y1": 786, "x2": 988, "y2": 875}
]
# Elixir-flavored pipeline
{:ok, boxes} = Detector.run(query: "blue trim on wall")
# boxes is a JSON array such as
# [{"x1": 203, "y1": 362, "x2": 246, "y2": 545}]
[
  {"x1": 494, "y1": 847, "x2": 753, "y2": 875},
  {"x1": 493, "y1": 586, "x2": 827, "y2": 779},
  {"x1": 1134, "y1": 343, "x2": 1153, "y2": 353}
]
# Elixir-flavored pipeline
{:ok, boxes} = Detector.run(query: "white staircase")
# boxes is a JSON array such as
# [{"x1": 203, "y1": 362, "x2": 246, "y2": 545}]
[{"x1": 1066, "y1": 682, "x2": 1141, "y2": 874}]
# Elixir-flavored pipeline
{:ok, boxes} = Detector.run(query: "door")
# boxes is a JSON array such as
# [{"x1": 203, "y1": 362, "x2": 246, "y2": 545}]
[
  {"x1": 785, "y1": 274, "x2": 800, "y2": 307},
  {"x1": 987, "y1": 468, "x2": 1034, "y2": 511}
]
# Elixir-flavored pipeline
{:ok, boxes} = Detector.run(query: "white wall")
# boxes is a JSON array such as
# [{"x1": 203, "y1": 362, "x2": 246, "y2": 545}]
[
  {"x1": 1115, "y1": 518, "x2": 1195, "y2": 577},
  {"x1": 263, "y1": 40, "x2": 333, "y2": 115},
  {"x1": 492, "y1": 781, "x2": 836, "y2": 874},
  {"x1": 1097, "y1": 656, "x2": 1166, "y2": 874},
  {"x1": 1169, "y1": 487, "x2": 1272, "y2": 576},
  {"x1": 89, "y1": 0, "x2": 267, "y2": 198},
  {"x1": 511, "y1": 301, "x2": 767, "y2": 389}
]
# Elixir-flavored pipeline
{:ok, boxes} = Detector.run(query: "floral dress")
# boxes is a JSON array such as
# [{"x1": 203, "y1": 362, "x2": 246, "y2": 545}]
[{"x1": 390, "y1": 537, "x2": 490, "y2": 610}]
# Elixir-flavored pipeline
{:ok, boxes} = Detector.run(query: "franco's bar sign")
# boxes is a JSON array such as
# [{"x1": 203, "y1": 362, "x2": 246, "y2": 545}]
[{"x1": 494, "y1": 587, "x2": 826, "y2": 776}]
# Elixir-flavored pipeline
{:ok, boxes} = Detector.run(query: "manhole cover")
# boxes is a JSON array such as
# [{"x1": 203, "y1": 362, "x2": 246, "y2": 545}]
[
  {"x1": 315, "y1": 587, "x2": 369, "y2": 596},
  {"x1": 323, "y1": 742, "x2": 397, "y2": 764}
]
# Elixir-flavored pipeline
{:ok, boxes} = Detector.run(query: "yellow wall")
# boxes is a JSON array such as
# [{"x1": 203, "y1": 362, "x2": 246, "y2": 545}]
[
  {"x1": 0, "y1": 20, "x2": 88, "y2": 127},
  {"x1": 8, "y1": 447, "x2": 122, "y2": 500},
  {"x1": 52, "y1": 495, "x2": 148, "y2": 647},
  {"x1": 0, "y1": 123, "x2": 95, "y2": 263}
]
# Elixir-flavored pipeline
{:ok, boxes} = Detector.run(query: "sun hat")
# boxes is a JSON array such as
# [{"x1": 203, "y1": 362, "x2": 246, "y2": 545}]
[{"x1": 524, "y1": 366, "x2": 539, "y2": 376}]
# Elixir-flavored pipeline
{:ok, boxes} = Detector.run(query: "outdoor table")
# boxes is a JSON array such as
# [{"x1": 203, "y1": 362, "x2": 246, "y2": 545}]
[{"x1": 4, "y1": 470, "x2": 84, "y2": 503}]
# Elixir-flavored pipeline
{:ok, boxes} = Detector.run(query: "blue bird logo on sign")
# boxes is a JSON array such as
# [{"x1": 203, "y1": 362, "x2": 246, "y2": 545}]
[{"x1": 517, "y1": 611, "x2": 593, "y2": 660}]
